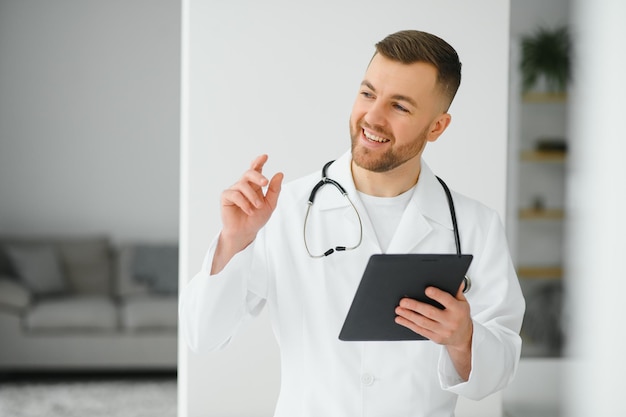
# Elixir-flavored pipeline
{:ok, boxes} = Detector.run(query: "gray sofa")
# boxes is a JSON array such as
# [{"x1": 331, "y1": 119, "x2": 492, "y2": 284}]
[{"x1": 0, "y1": 236, "x2": 178, "y2": 371}]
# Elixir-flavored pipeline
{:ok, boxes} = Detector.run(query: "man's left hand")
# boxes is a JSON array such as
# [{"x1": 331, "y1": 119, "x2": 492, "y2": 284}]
[{"x1": 395, "y1": 283, "x2": 473, "y2": 380}]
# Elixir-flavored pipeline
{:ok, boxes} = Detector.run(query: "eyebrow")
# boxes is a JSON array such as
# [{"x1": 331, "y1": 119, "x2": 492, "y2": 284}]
[{"x1": 361, "y1": 80, "x2": 418, "y2": 108}]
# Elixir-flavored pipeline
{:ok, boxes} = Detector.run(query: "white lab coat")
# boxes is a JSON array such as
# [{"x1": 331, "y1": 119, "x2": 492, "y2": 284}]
[{"x1": 180, "y1": 150, "x2": 525, "y2": 417}]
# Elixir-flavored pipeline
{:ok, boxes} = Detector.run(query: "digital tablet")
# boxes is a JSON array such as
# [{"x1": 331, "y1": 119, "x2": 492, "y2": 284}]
[{"x1": 339, "y1": 254, "x2": 473, "y2": 341}]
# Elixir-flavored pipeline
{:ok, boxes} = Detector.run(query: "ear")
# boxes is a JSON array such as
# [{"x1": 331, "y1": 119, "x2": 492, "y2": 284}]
[{"x1": 426, "y1": 113, "x2": 452, "y2": 143}]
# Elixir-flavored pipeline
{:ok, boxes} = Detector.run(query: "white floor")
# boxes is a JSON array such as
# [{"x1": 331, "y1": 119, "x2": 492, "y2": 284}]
[
  {"x1": 0, "y1": 374, "x2": 176, "y2": 417},
  {"x1": 0, "y1": 359, "x2": 561, "y2": 417},
  {"x1": 504, "y1": 404, "x2": 560, "y2": 417}
]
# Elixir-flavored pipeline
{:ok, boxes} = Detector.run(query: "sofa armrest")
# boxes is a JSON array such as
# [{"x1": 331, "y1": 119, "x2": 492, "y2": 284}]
[{"x1": 0, "y1": 276, "x2": 32, "y2": 313}]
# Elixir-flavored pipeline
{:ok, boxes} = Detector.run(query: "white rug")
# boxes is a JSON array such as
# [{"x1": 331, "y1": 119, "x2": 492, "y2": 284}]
[{"x1": 0, "y1": 379, "x2": 176, "y2": 417}]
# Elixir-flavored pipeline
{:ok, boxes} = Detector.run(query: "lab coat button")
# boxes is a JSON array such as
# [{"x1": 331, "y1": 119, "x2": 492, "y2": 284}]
[{"x1": 361, "y1": 373, "x2": 375, "y2": 386}]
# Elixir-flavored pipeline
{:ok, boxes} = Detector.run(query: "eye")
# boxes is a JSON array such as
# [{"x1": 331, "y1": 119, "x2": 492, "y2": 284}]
[
  {"x1": 393, "y1": 103, "x2": 410, "y2": 113},
  {"x1": 360, "y1": 91, "x2": 374, "y2": 99}
]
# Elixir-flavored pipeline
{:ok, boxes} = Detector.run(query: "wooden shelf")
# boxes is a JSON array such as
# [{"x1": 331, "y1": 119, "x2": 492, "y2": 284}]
[
  {"x1": 521, "y1": 150, "x2": 566, "y2": 162},
  {"x1": 517, "y1": 266, "x2": 563, "y2": 279},
  {"x1": 522, "y1": 92, "x2": 567, "y2": 103},
  {"x1": 519, "y1": 208, "x2": 565, "y2": 220}
]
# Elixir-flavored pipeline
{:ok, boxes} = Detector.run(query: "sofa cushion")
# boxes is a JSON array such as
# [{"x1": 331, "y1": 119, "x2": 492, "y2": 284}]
[
  {"x1": 120, "y1": 296, "x2": 177, "y2": 331},
  {"x1": 57, "y1": 237, "x2": 112, "y2": 295},
  {"x1": 25, "y1": 295, "x2": 117, "y2": 332},
  {"x1": 116, "y1": 245, "x2": 151, "y2": 298},
  {"x1": 2, "y1": 244, "x2": 68, "y2": 296},
  {"x1": 0, "y1": 276, "x2": 32, "y2": 312},
  {"x1": 132, "y1": 244, "x2": 178, "y2": 294},
  {"x1": 0, "y1": 246, "x2": 16, "y2": 276}
]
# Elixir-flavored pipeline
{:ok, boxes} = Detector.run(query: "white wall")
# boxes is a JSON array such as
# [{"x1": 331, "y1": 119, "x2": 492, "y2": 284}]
[
  {"x1": 0, "y1": 0, "x2": 180, "y2": 244},
  {"x1": 179, "y1": 1, "x2": 511, "y2": 416}
]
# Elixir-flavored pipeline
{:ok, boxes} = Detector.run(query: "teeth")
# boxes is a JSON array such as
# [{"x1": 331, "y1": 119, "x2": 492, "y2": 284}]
[{"x1": 364, "y1": 130, "x2": 389, "y2": 143}]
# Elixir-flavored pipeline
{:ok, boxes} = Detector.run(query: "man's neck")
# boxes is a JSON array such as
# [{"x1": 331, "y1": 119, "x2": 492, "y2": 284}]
[{"x1": 351, "y1": 157, "x2": 422, "y2": 197}]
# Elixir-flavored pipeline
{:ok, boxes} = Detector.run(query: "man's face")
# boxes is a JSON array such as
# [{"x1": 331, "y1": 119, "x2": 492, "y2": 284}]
[{"x1": 349, "y1": 53, "x2": 446, "y2": 173}]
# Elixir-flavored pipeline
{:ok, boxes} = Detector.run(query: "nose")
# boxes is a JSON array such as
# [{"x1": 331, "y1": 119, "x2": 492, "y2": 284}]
[{"x1": 363, "y1": 100, "x2": 387, "y2": 128}]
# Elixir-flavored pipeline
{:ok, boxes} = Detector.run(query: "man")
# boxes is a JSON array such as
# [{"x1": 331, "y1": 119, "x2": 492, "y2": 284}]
[{"x1": 181, "y1": 30, "x2": 525, "y2": 416}]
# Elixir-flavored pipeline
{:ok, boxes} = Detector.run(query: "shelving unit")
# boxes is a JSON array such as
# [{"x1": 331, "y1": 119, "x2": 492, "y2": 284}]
[
  {"x1": 517, "y1": 266, "x2": 563, "y2": 280},
  {"x1": 516, "y1": 146, "x2": 566, "y2": 275},
  {"x1": 518, "y1": 208, "x2": 564, "y2": 220},
  {"x1": 521, "y1": 92, "x2": 567, "y2": 103},
  {"x1": 520, "y1": 150, "x2": 566, "y2": 162},
  {"x1": 508, "y1": 41, "x2": 569, "y2": 358}
]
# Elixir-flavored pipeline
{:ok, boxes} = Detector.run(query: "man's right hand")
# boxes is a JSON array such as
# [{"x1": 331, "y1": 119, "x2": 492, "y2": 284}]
[{"x1": 211, "y1": 154, "x2": 283, "y2": 274}]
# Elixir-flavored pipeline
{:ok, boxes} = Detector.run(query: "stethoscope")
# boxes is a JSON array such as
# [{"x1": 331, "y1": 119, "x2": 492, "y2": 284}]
[{"x1": 303, "y1": 160, "x2": 471, "y2": 293}]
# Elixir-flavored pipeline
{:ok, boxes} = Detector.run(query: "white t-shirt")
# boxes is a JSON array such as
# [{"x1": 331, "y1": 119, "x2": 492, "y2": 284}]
[{"x1": 357, "y1": 185, "x2": 416, "y2": 253}]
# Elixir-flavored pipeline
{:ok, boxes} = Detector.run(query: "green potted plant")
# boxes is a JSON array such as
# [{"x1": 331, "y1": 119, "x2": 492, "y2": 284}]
[{"x1": 520, "y1": 26, "x2": 571, "y2": 93}]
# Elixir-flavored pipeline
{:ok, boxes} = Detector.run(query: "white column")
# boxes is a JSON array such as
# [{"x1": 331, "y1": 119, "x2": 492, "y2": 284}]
[
  {"x1": 179, "y1": 1, "x2": 511, "y2": 415},
  {"x1": 565, "y1": 1, "x2": 626, "y2": 416}
]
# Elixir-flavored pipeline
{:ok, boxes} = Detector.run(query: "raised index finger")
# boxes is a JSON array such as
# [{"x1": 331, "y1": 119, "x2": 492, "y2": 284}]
[{"x1": 251, "y1": 154, "x2": 269, "y2": 173}]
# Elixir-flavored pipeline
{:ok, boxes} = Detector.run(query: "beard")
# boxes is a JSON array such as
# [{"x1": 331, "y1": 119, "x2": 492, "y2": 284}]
[{"x1": 350, "y1": 119, "x2": 428, "y2": 173}]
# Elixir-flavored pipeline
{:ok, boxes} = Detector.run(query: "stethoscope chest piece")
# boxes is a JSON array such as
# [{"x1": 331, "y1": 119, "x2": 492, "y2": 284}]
[{"x1": 463, "y1": 276, "x2": 471, "y2": 294}]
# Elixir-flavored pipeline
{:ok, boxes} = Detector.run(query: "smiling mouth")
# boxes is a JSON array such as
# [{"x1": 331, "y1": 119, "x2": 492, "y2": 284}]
[{"x1": 363, "y1": 129, "x2": 390, "y2": 143}]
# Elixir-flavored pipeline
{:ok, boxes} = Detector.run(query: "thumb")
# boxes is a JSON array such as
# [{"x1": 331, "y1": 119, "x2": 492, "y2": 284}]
[
  {"x1": 455, "y1": 281, "x2": 467, "y2": 301},
  {"x1": 265, "y1": 172, "x2": 284, "y2": 210}
]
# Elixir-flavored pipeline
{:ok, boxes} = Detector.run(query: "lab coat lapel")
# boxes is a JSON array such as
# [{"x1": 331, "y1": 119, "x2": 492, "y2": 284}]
[{"x1": 386, "y1": 160, "x2": 453, "y2": 254}]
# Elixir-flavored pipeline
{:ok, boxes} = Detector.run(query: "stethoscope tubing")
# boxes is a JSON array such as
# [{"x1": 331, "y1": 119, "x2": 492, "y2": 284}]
[{"x1": 304, "y1": 160, "x2": 471, "y2": 293}]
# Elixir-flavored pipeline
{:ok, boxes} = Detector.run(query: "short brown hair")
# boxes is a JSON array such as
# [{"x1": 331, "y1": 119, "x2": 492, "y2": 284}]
[{"x1": 375, "y1": 30, "x2": 462, "y2": 111}]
